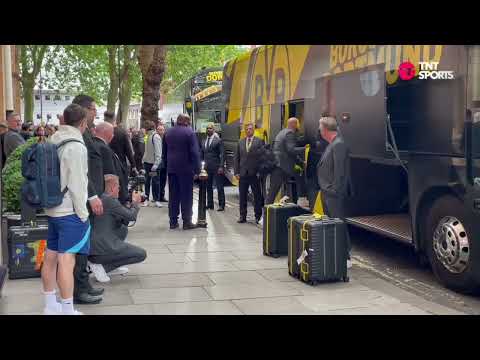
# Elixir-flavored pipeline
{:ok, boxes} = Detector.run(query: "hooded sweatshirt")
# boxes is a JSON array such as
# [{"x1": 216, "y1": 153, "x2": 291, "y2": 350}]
[
  {"x1": 44, "y1": 125, "x2": 89, "y2": 222},
  {"x1": 142, "y1": 130, "x2": 162, "y2": 168}
]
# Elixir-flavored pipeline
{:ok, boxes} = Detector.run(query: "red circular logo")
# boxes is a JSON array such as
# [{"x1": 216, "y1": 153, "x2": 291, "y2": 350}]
[{"x1": 398, "y1": 61, "x2": 416, "y2": 81}]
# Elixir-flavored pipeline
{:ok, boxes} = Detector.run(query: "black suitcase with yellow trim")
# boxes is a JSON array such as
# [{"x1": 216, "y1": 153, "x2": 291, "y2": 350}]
[
  {"x1": 288, "y1": 214, "x2": 349, "y2": 284},
  {"x1": 263, "y1": 203, "x2": 310, "y2": 258}
]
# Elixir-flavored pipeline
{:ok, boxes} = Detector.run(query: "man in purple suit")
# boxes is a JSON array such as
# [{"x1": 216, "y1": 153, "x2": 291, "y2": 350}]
[{"x1": 162, "y1": 114, "x2": 201, "y2": 230}]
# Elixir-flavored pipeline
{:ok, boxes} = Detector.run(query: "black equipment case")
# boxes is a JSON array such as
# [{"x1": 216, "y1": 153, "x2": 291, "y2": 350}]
[
  {"x1": 288, "y1": 214, "x2": 349, "y2": 284},
  {"x1": 263, "y1": 203, "x2": 310, "y2": 257},
  {"x1": 8, "y1": 224, "x2": 48, "y2": 280}
]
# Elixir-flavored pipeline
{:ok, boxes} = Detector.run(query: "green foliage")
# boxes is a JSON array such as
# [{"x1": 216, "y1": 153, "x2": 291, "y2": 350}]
[
  {"x1": 2, "y1": 137, "x2": 38, "y2": 213},
  {"x1": 164, "y1": 45, "x2": 247, "y2": 92}
]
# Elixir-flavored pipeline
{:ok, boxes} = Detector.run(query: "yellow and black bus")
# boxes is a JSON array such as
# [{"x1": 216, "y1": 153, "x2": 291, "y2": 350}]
[{"x1": 221, "y1": 45, "x2": 480, "y2": 294}]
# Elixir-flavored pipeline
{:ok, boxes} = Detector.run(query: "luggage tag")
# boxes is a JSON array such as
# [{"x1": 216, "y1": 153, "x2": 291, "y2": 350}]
[{"x1": 297, "y1": 249, "x2": 308, "y2": 265}]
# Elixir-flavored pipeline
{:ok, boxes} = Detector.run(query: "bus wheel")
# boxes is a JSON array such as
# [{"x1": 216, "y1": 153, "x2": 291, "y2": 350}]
[{"x1": 425, "y1": 195, "x2": 480, "y2": 294}]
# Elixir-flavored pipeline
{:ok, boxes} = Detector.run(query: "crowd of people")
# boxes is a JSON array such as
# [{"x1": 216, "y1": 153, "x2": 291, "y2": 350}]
[{"x1": 0, "y1": 94, "x2": 352, "y2": 314}]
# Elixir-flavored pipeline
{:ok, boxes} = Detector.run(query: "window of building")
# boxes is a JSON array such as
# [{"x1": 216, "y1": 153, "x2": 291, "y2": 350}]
[
  {"x1": 35, "y1": 95, "x2": 40, "y2": 100},
  {"x1": 45, "y1": 95, "x2": 51, "y2": 101},
  {"x1": 65, "y1": 95, "x2": 70, "y2": 101},
  {"x1": 54, "y1": 94, "x2": 61, "y2": 101}
]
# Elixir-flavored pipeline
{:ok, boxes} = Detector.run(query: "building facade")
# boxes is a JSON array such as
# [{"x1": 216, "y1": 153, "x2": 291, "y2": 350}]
[{"x1": 0, "y1": 45, "x2": 21, "y2": 120}]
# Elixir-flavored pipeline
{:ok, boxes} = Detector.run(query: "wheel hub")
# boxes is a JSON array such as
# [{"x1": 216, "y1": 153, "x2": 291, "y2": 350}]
[{"x1": 433, "y1": 216, "x2": 470, "y2": 274}]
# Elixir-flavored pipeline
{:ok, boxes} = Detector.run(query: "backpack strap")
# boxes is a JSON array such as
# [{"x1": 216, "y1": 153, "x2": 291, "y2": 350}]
[{"x1": 56, "y1": 139, "x2": 85, "y2": 194}]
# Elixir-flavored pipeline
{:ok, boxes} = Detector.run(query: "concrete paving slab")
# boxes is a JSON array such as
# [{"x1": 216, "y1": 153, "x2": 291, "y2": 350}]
[
  {"x1": 256, "y1": 269, "x2": 298, "y2": 283},
  {"x1": 79, "y1": 304, "x2": 155, "y2": 315},
  {"x1": 207, "y1": 271, "x2": 271, "y2": 286},
  {"x1": 233, "y1": 296, "x2": 317, "y2": 315},
  {"x1": 231, "y1": 259, "x2": 288, "y2": 271},
  {"x1": 131, "y1": 287, "x2": 212, "y2": 304},
  {"x1": 186, "y1": 252, "x2": 238, "y2": 262},
  {"x1": 205, "y1": 282, "x2": 302, "y2": 301},
  {"x1": 139, "y1": 274, "x2": 214, "y2": 288},
  {"x1": 153, "y1": 301, "x2": 243, "y2": 315}
]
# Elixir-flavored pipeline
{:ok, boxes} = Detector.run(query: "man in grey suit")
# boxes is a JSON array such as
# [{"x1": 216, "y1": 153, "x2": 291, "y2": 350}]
[
  {"x1": 265, "y1": 117, "x2": 306, "y2": 205},
  {"x1": 234, "y1": 123, "x2": 264, "y2": 224},
  {"x1": 316, "y1": 115, "x2": 353, "y2": 267},
  {"x1": 88, "y1": 175, "x2": 147, "y2": 282},
  {"x1": 2, "y1": 113, "x2": 25, "y2": 167},
  {"x1": 201, "y1": 123, "x2": 225, "y2": 211}
]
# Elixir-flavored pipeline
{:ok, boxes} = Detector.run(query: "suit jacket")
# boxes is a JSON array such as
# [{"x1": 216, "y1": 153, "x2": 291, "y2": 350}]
[
  {"x1": 316, "y1": 135, "x2": 353, "y2": 198},
  {"x1": 83, "y1": 127, "x2": 104, "y2": 198},
  {"x1": 234, "y1": 136, "x2": 265, "y2": 177},
  {"x1": 110, "y1": 127, "x2": 136, "y2": 170},
  {"x1": 3, "y1": 129, "x2": 25, "y2": 160},
  {"x1": 162, "y1": 125, "x2": 200, "y2": 175},
  {"x1": 273, "y1": 128, "x2": 305, "y2": 176},
  {"x1": 90, "y1": 194, "x2": 139, "y2": 256},
  {"x1": 94, "y1": 137, "x2": 129, "y2": 204},
  {"x1": 131, "y1": 134, "x2": 145, "y2": 170},
  {"x1": 201, "y1": 134, "x2": 224, "y2": 172}
]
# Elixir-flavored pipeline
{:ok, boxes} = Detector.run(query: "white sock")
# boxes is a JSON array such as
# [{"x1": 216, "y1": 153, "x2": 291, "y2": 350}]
[
  {"x1": 43, "y1": 289, "x2": 58, "y2": 310},
  {"x1": 61, "y1": 297, "x2": 75, "y2": 315}
]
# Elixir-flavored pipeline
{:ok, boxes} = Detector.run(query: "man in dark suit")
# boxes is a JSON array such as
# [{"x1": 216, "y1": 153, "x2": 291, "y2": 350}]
[
  {"x1": 265, "y1": 117, "x2": 306, "y2": 205},
  {"x1": 162, "y1": 114, "x2": 201, "y2": 230},
  {"x1": 93, "y1": 122, "x2": 129, "y2": 205},
  {"x1": 88, "y1": 175, "x2": 146, "y2": 282},
  {"x1": 71, "y1": 94, "x2": 105, "y2": 305},
  {"x1": 234, "y1": 123, "x2": 264, "y2": 224},
  {"x1": 131, "y1": 129, "x2": 145, "y2": 171},
  {"x1": 104, "y1": 111, "x2": 137, "y2": 176},
  {"x1": 317, "y1": 115, "x2": 353, "y2": 267},
  {"x1": 201, "y1": 123, "x2": 225, "y2": 211}
]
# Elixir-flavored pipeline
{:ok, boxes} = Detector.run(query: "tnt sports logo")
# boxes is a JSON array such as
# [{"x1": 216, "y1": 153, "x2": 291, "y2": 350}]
[
  {"x1": 398, "y1": 61, "x2": 454, "y2": 81},
  {"x1": 398, "y1": 61, "x2": 416, "y2": 81}
]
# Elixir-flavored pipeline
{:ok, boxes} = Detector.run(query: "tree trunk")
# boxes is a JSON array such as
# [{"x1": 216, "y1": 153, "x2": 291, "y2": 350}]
[
  {"x1": 117, "y1": 79, "x2": 132, "y2": 126},
  {"x1": 106, "y1": 46, "x2": 119, "y2": 112},
  {"x1": 138, "y1": 46, "x2": 167, "y2": 128},
  {"x1": 22, "y1": 77, "x2": 34, "y2": 123}
]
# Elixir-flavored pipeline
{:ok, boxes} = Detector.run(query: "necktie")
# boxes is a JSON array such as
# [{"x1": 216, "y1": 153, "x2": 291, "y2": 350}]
[
  {"x1": 207, "y1": 137, "x2": 211, "y2": 149},
  {"x1": 246, "y1": 137, "x2": 252, "y2": 152}
]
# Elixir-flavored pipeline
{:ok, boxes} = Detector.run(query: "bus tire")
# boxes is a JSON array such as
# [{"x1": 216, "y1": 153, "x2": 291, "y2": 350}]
[{"x1": 425, "y1": 195, "x2": 480, "y2": 294}]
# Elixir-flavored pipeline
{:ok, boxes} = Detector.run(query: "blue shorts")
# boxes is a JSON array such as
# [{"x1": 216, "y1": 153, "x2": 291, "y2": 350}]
[{"x1": 47, "y1": 215, "x2": 91, "y2": 255}]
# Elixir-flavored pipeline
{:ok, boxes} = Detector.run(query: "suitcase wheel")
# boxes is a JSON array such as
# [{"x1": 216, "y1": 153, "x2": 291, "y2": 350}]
[{"x1": 343, "y1": 276, "x2": 350, "y2": 283}]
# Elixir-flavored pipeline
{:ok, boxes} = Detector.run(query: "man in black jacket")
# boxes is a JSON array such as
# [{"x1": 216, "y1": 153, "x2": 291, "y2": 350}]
[
  {"x1": 201, "y1": 123, "x2": 225, "y2": 211},
  {"x1": 317, "y1": 115, "x2": 353, "y2": 267},
  {"x1": 71, "y1": 94, "x2": 105, "y2": 305},
  {"x1": 234, "y1": 123, "x2": 264, "y2": 224},
  {"x1": 265, "y1": 117, "x2": 306, "y2": 205},
  {"x1": 88, "y1": 175, "x2": 146, "y2": 282},
  {"x1": 104, "y1": 111, "x2": 137, "y2": 176}
]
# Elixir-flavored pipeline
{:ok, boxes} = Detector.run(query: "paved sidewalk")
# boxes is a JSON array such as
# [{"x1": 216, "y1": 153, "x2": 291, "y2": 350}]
[{"x1": 0, "y1": 198, "x2": 465, "y2": 315}]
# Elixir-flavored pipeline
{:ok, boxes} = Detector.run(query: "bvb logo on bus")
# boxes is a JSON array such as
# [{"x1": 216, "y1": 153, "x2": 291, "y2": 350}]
[{"x1": 206, "y1": 71, "x2": 223, "y2": 82}]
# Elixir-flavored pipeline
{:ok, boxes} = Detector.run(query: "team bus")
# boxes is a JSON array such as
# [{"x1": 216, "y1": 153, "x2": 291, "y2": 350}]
[
  {"x1": 173, "y1": 67, "x2": 224, "y2": 143},
  {"x1": 220, "y1": 45, "x2": 480, "y2": 294}
]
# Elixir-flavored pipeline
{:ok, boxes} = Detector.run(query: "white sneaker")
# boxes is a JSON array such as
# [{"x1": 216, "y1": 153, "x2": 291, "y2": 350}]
[
  {"x1": 141, "y1": 201, "x2": 149, "y2": 207},
  {"x1": 257, "y1": 217, "x2": 263, "y2": 227},
  {"x1": 43, "y1": 302, "x2": 62, "y2": 315},
  {"x1": 107, "y1": 267, "x2": 129, "y2": 276},
  {"x1": 155, "y1": 201, "x2": 163, "y2": 208},
  {"x1": 347, "y1": 259, "x2": 352, "y2": 269},
  {"x1": 89, "y1": 263, "x2": 111, "y2": 283}
]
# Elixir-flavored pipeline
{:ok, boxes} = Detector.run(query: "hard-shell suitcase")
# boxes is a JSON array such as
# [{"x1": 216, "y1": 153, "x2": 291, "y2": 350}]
[
  {"x1": 8, "y1": 225, "x2": 48, "y2": 280},
  {"x1": 263, "y1": 203, "x2": 310, "y2": 257},
  {"x1": 288, "y1": 214, "x2": 349, "y2": 284}
]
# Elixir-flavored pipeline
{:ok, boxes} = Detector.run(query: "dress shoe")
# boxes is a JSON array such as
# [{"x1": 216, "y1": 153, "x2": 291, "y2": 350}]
[
  {"x1": 159, "y1": 198, "x2": 168, "y2": 203},
  {"x1": 88, "y1": 287, "x2": 105, "y2": 296},
  {"x1": 73, "y1": 292, "x2": 103, "y2": 305},
  {"x1": 206, "y1": 205, "x2": 214, "y2": 210},
  {"x1": 217, "y1": 207, "x2": 225, "y2": 212},
  {"x1": 170, "y1": 223, "x2": 179, "y2": 229},
  {"x1": 183, "y1": 222, "x2": 198, "y2": 230},
  {"x1": 237, "y1": 218, "x2": 247, "y2": 223}
]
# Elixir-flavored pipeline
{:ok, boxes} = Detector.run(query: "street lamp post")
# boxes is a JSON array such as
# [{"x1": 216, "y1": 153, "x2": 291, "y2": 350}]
[{"x1": 39, "y1": 70, "x2": 43, "y2": 124}]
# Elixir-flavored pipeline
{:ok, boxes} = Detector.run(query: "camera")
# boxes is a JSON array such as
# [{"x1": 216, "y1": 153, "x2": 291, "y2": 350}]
[{"x1": 128, "y1": 169, "x2": 147, "y2": 203}]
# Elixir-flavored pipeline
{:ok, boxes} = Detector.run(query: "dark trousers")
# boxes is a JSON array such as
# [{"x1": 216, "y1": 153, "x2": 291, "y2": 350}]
[
  {"x1": 144, "y1": 162, "x2": 160, "y2": 201},
  {"x1": 206, "y1": 170, "x2": 225, "y2": 208},
  {"x1": 321, "y1": 192, "x2": 351, "y2": 256},
  {"x1": 265, "y1": 167, "x2": 305, "y2": 205},
  {"x1": 239, "y1": 175, "x2": 264, "y2": 220},
  {"x1": 89, "y1": 244, "x2": 146, "y2": 273},
  {"x1": 168, "y1": 173, "x2": 194, "y2": 225},
  {"x1": 159, "y1": 168, "x2": 167, "y2": 200},
  {"x1": 74, "y1": 214, "x2": 94, "y2": 296}
]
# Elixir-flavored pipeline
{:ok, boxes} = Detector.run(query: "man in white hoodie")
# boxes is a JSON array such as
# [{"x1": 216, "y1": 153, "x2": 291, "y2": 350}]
[{"x1": 41, "y1": 104, "x2": 90, "y2": 315}]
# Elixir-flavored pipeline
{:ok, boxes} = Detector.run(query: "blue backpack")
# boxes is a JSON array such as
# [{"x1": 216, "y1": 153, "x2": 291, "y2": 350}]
[{"x1": 21, "y1": 139, "x2": 84, "y2": 209}]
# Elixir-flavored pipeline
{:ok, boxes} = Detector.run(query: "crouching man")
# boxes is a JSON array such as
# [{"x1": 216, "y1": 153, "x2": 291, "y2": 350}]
[{"x1": 88, "y1": 174, "x2": 146, "y2": 282}]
